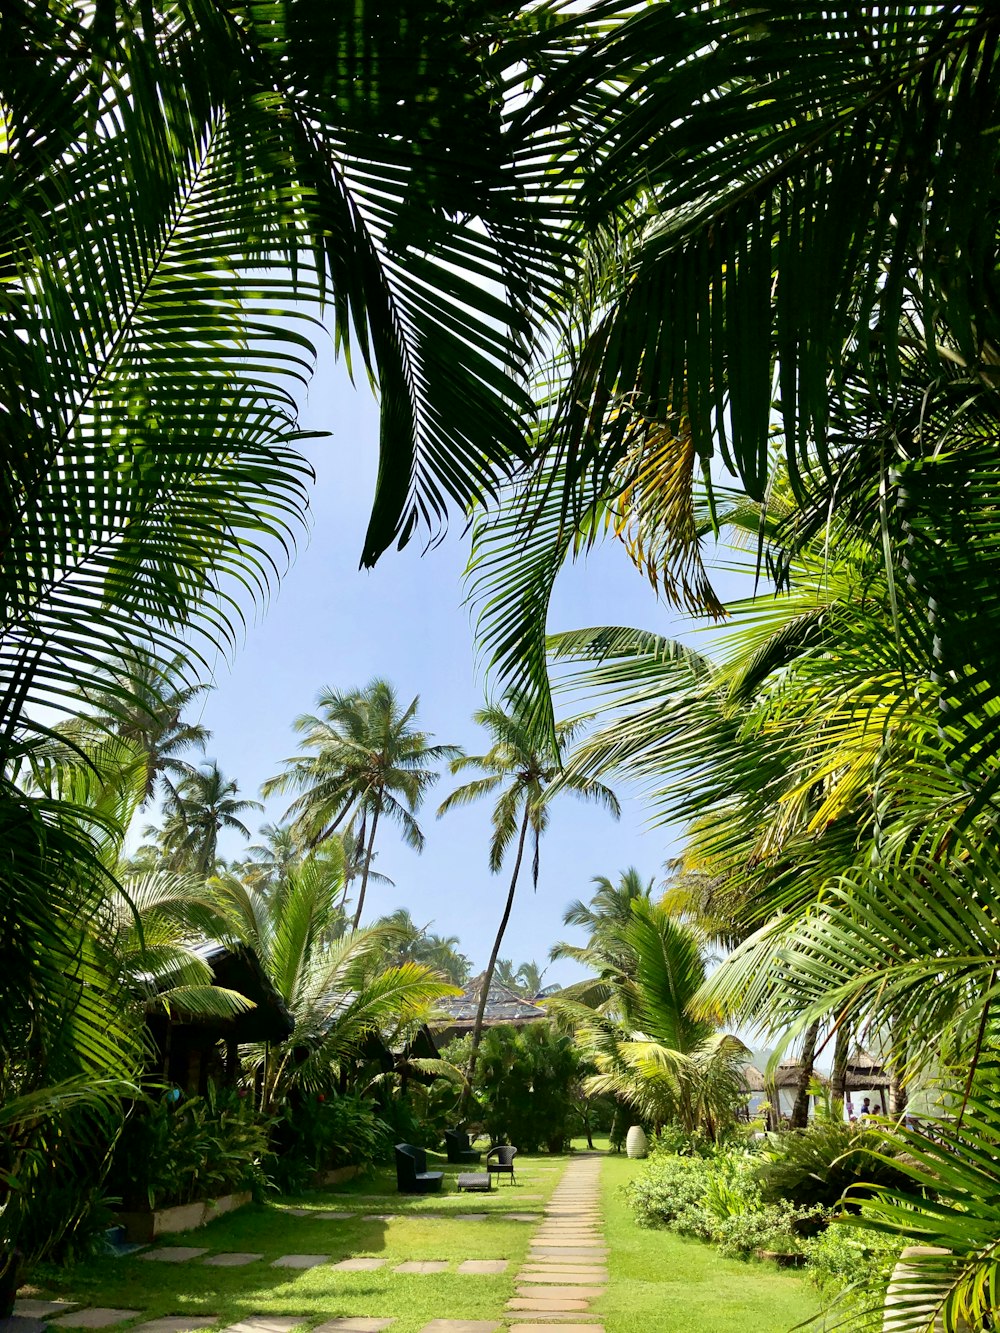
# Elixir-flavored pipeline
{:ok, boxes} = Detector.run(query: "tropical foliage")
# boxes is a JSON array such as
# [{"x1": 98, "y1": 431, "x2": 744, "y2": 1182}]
[
  {"x1": 550, "y1": 897, "x2": 747, "y2": 1140},
  {"x1": 264, "y1": 681, "x2": 459, "y2": 926}
]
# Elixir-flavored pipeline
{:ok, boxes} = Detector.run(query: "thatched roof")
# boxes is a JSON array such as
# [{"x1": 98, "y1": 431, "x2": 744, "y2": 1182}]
[
  {"x1": 742, "y1": 1064, "x2": 767, "y2": 1092},
  {"x1": 433, "y1": 972, "x2": 547, "y2": 1031},
  {"x1": 770, "y1": 1060, "x2": 829, "y2": 1089},
  {"x1": 845, "y1": 1050, "x2": 890, "y2": 1089}
]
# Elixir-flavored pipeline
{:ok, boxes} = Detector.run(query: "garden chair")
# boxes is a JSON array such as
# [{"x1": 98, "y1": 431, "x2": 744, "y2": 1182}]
[
  {"x1": 444, "y1": 1128, "x2": 481, "y2": 1165},
  {"x1": 395, "y1": 1142, "x2": 444, "y2": 1194},
  {"x1": 486, "y1": 1144, "x2": 518, "y2": 1185}
]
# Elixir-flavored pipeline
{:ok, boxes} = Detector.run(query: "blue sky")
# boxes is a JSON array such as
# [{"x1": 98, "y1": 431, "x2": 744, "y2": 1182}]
[{"x1": 193, "y1": 359, "x2": 749, "y2": 985}]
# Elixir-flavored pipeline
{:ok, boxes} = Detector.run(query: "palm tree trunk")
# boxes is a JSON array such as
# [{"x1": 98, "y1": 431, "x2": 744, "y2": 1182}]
[
  {"x1": 790, "y1": 1019, "x2": 820, "y2": 1129},
  {"x1": 462, "y1": 804, "x2": 531, "y2": 1105},
  {"x1": 831, "y1": 1019, "x2": 850, "y2": 1111},
  {"x1": 351, "y1": 803, "x2": 381, "y2": 931}
]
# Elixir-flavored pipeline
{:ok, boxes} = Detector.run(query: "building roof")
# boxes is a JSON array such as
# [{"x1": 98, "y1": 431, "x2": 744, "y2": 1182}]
[
  {"x1": 158, "y1": 942, "x2": 294, "y2": 1044},
  {"x1": 433, "y1": 971, "x2": 547, "y2": 1030},
  {"x1": 742, "y1": 1064, "x2": 767, "y2": 1092}
]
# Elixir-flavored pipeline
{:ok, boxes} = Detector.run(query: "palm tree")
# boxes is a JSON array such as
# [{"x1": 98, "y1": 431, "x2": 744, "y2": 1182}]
[
  {"x1": 437, "y1": 702, "x2": 620, "y2": 1083},
  {"x1": 65, "y1": 649, "x2": 211, "y2": 807},
  {"x1": 264, "y1": 681, "x2": 459, "y2": 928},
  {"x1": 467, "y1": 5, "x2": 1000, "y2": 738},
  {"x1": 549, "y1": 899, "x2": 748, "y2": 1139},
  {"x1": 159, "y1": 764, "x2": 262, "y2": 878},
  {"x1": 373, "y1": 909, "x2": 471, "y2": 986},
  {"x1": 212, "y1": 856, "x2": 456, "y2": 1111},
  {"x1": 239, "y1": 823, "x2": 300, "y2": 895}
]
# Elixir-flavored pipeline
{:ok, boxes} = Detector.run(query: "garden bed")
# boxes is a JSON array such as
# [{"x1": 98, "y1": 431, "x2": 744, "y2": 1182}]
[{"x1": 115, "y1": 1191, "x2": 252, "y2": 1244}]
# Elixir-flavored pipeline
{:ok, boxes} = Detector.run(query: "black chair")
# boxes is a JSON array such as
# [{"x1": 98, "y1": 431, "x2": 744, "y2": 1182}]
[
  {"x1": 486, "y1": 1144, "x2": 518, "y2": 1185},
  {"x1": 395, "y1": 1142, "x2": 444, "y2": 1194},
  {"x1": 444, "y1": 1128, "x2": 482, "y2": 1165}
]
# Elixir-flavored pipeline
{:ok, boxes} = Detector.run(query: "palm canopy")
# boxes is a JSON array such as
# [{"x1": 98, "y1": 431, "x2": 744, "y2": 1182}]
[
  {"x1": 550, "y1": 899, "x2": 748, "y2": 1138},
  {"x1": 467, "y1": 4, "x2": 1000, "y2": 739},
  {"x1": 264, "y1": 680, "x2": 459, "y2": 926},
  {"x1": 159, "y1": 764, "x2": 262, "y2": 878},
  {"x1": 438, "y1": 700, "x2": 619, "y2": 1076},
  {"x1": 439, "y1": 704, "x2": 619, "y2": 882},
  {"x1": 211, "y1": 854, "x2": 457, "y2": 1107}
]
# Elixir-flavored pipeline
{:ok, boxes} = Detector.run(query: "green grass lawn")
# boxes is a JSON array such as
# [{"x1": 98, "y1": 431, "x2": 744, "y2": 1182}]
[
  {"x1": 30, "y1": 1154, "x2": 564, "y2": 1333},
  {"x1": 592, "y1": 1154, "x2": 821, "y2": 1333}
]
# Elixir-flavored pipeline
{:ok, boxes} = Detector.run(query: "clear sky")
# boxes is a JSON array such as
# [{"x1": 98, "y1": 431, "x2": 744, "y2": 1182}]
[{"x1": 193, "y1": 356, "x2": 749, "y2": 986}]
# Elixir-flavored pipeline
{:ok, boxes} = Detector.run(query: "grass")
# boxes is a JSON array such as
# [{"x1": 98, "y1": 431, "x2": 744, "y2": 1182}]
[
  {"x1": 592, "y1": 1154, "x2": 821, "y2": 1333},
  {"x1": 30, "y1": 1153, "x2": 565, "y2": 1333}
]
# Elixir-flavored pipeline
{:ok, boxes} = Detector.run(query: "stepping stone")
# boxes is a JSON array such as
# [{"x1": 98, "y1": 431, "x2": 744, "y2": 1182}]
[
  {"x1": 139, "y1": 1247, "x2": 208, "y2": 1263},
  {"x1": 520, "y1": 1274, "x2": 605, "y2": 1285},
  {"x1": 13, "y1": 1304, "x2": 78, "y2": 1319},
  {"x1": 271, "y1": 1254, "x2": 330, "y2": 1269},
  {"x1": 281, "y1": 1208, "x2": 312, "y2": 1217},
  {"x1": 50, "y1": 1312, "x2": 140, "y2": 1328},
  {"x1": 507, "y1": 1300, "x2": 590, "y2": 1313},
  {"x1": 457, "y1": 1260, "x2": 509, "y2": 1274},
  {"x1": 314, "y1": 1322, "x2": 396, "y2": 1332},
  {"x1": 0, "y1": 1318, "x2": 50, "y2": 1333},
  {"x1": 419, "y1": 1323, "x2": 501, "y2": 1332},
  {"x1": 315, "y1": 1212, "x2": 353, "y2": 1221},
  {"x1": 393, "y1": 1261, "x2": 448, "y2": 1274},
  {"x1": 517, "y1": 1287, "x2": 605, "y2": 1301},
  {"x1": 202, "y1": 1253, "x2": 264, "y2": 1267},
  {"x1": 454, "y1": 1214, "x2": 488, "y2": 1222},
  {"x1": 222, "y1": 1321, "x2": 307, "y2": 1333},
  {"x1": 506, "y1": 1214, "x2": 540, "y2": 1223},
  {"x1": 133, "y1": 1319, "x2": 216, "y2": 1333},
  {"x1": 330, "y1": 1258, "x2": 386, "y2": 1272},
  {"x1": 360, "y1": 1214, "x2": 397, "y2": 1222}
]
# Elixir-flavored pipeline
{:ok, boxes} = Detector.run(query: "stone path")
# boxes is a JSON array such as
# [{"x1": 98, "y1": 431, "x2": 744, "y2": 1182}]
[{"x1": 506, "y1": 1156, "x2": 606, "y2": 1332}]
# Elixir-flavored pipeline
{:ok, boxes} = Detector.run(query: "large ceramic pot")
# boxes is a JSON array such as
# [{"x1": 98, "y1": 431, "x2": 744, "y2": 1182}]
[{"x1": 625, "y1": 1125, "x2": 648, "y2": 1159}]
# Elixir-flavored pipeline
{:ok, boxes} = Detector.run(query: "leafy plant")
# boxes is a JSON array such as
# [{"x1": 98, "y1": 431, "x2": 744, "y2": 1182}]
[
  {"x1": 756, "y1": 1119, "x2": 910, "y2": 1211},
  {"x1": 451, "y1": 1021, "x2": 585, "y2": 1153},
  {"x1": 106, "y1": 1089, "x2": 270, "y2": 1212},
  {"x1": 268, "y1": 1092, "x2": 390, "y2": 1192}
]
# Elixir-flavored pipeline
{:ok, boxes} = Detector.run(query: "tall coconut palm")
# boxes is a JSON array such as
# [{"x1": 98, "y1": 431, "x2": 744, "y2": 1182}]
[
  {"x1": 264, "y1": 681, "x2": 459, "y2": 928},
  {"x1": 159, "y1": 764, "x2": 262, "y2": 878},
  {"x1": 437, "y1": 703, "x2": 619, "y2": 1083}
]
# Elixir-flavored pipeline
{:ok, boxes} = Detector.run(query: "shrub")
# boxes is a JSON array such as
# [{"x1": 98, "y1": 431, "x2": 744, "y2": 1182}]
[
  {"x1": 805, "y1": 1220, "x2": 905, "y2": 1295},
  {"x1": 624, "y1": 1151, "x2": 713, "y2": 1229},
  {"x1": 756, "y1": 1118, "x2": 911, "y2": 1210},
  {"x1": 713, "y1": 1204, "x2": 824, "y2": 1257},
  {"x1": 268, "y1": 1090, "x2": 391, "y2": 1191},
  {"x1": 453, "y1": 1023, "x2": 583, "y2": 1153},
  {"x1": 107, "y1": 1087, "x2": 270, "y2": 1211}
]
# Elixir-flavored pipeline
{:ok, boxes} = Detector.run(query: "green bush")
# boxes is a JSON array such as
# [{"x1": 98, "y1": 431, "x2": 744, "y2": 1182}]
[
  {"x1": 713, "y1": 1203, "x2": 829, "y2": 1257},
  {"x1": 268, "y1": 1091, "x2": 391, "y2": 1192},
  {"x1": 805, "y1": 1220, "x2": 905, "y2": 1295},
  {"x1": 624, "y1": 1151, "x2": 716, "y2": 1230},
  {"x1": 107, "y1": 1087, "x2": 270, "y2": 1211},
  {"x1": 453, "y1": 1022, "x2": 584, "y2": 1153},
  {"x1": 756, "y1": 1118, "x2": 911, "y2": 1210}
]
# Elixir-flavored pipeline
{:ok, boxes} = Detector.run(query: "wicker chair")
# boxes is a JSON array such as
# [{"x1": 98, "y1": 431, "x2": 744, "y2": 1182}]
[
  {"x1": 486, "y1": 1144, "x2": 518, "y2": 1185},
  {"x1": 395, "y1": 1143, "x2": 444, "y2": 1194},
  {"x1": 444, "y1": 1128, "x2": 482, "y2": 1165}
]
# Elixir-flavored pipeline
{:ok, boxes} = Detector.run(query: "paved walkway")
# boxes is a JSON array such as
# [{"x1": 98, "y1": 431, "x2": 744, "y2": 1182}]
[{"x1": 506, "y1": 1155, "x2": 606, "y2": 1332}]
